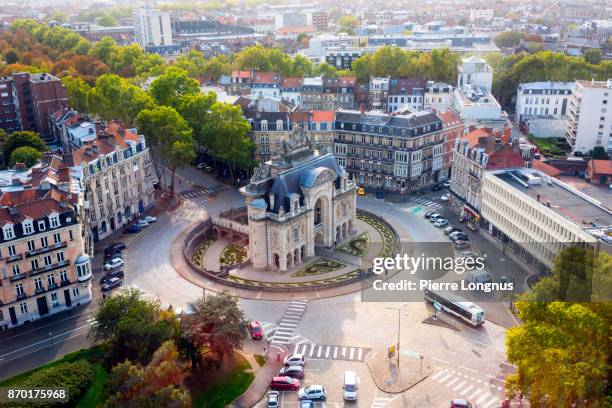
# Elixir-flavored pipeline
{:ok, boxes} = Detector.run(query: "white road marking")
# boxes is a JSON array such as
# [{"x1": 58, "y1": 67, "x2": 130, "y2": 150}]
[
  {"x1": 446, "y1": 377, "x2": 459, "y2": 387},
  {"x1": 476, "y1": 394, "x2": 490, "y2": 404},
  {"x1": 333, "y1": 347, "x2": 338, "y2": 359},
  {"x1": 317, "y1": 347, "x2": 322, "y2": 358},
  {"x1": 453, "y1": 381, "x2": 467, "y2": 391},
  {"x1": 431, "y1": 370, "x2": 446, "y2": 380},
  {"x1": 484, "y1": 397, "x2": 500, "y2": 408},
  {"x1": 468, "y1": 389, "x2": 482, "y2": 400},
  {"x1": 325, "y1": 346, "x2": 330, "y2": 358},
  {"x1": 341, "y1": 347, "x2": 346, "y2": 357},
  {"x1": 357, "y1": 348, "x2": 363, "y2": 361},
  {"x1": 437, "y1": 373, "x2": 452, "y2": 383},
  {"x1": 349, "y1": 347, "x2": 355, "y2": 360},
  {"x1": 460, "y1": 385, "x2": 474, "y2": 396},
  {"x1": 459, "y1": 365, "x2": 478, "y2": 373},
  {"x1": 309, "y1": 344, "x2": 315, "y2": 357},
  {"x1": 431, "y1": 357, "x2": 450, "y2": 364}
]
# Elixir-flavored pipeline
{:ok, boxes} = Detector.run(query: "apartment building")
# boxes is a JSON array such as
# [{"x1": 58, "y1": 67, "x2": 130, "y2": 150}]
[
  {"x1": 457, "y1": 56, "x2": 493, "y2": 91},
  {"x1": 250, "y1": 72, "x2": 282, "y2": 99},
  {"x1": 515, "y1": 82, "x2": 573, "y2": 124},
  {"x1": 480, "y1": 168, "x2": 612, "y2": 273},
  {"x1": 369, "y1": 77, "x2": 389, "y2": 110},
  {"x1": 280, "y1": 78, "x2": 302, "y2": 106},
  {"x1": 0, "y1": 195, "x2": 92, "y2": 330},
  {"x1": 566, "y1": 79, "x2": 612, "y2": 155},
  {"x1": 133, "y1": 2, "x2": 172, "y2": 48},
  {"x1": 386, "y1": 78, "x2": 427, "y2": 112},
  {"x1": 454, "y1": 84, "x2": 502, "y2": 122},
  {"x1": 301, "y1": 77, "x2": 324, "y2": 110},
  {"x1": 424, "y1": 81, "x2": 455, "y2": 112},
  {"x1": 71, "y1": 122, "x2": 156, "y2": 242},
  {"x1": 0, "y1": 73, "x2": 68, "y2": 143},
  {"x1": 333, "y1": 110, "x2": 462, "y2": 192},
  {"x1": 325, "y1": 46, "x2": 365, "y2": 71}
]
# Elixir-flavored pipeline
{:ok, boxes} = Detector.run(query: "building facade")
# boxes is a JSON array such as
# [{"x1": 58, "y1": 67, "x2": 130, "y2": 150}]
[
  {"x1": 133, "y1": 2, "x2": 173, "y2": 48},
  {"x1": 0, "y1": 196, "x2": 92, "y2": 330},
  {"x1": 457, "y1": 56, "x2": 493, "y2": 91},
  {"x1": 424, "y1": 81, "x2": 455, "y2": 112},
  {"x1": 241, "y1": 132, "x2": 356, "y2": 272},
  {"x1": 386, "y1": 78, "x2": 427, "y2": 112},
  {"x1": 515, "y1": 82, "x2": 573, "y2": 124}
]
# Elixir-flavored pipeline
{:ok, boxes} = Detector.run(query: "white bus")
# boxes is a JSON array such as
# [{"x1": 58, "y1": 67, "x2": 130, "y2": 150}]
[{"x1": 424, "y1": 289, "x2": 485, "y2": 327}]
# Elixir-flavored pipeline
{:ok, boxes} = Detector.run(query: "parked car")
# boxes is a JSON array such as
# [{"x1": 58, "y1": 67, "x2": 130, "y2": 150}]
[
  {"x1": 449, "y1": 231, "x2": 468, "y2": 241},
  {"x1": 278, "y1": 365, "x2": 305, "y2": 379},
  {"x1": 357, "y1": 187, "x2": 366, "y2": 196},
  {"x1": 135, "y1": 219, "x2": 149, "y2": 228},
  {"x1": 443, "y1": 181, "x2": 451, "y2": 188},
  {"x1": 440, "y1": 193, "x2": 450, "y2": 202},
  {"x1": 429, "y1": 213, "x2": 441, "y2": 222},
  {"x1": 104, "y1": 258, "x2": 124, "y2": 271},
  {"x1": 249, "y1": 321, "x2": 263, "y2": 340},
  {"x1": 101, "y1": 277, "x2": 122, "y2": 292},
  {"x1": 284, "y1": 353, "x2": 305, "y2": 366},
  {"x1": 453, "y1": 240, "x2": 472, "y2": 250},
  {"x1": 104, "y1": 242, "x2": 126, "y2": 254},
  {"x1": 450, "y1": 399, "x2": 474, "y2": 408},
  {"x1": 201, "y1": 165, "x2": 214, "y2": 173},
  {"x1": 424, "y1": 210, "x2": 436, "y2": 219},
  {"x1": 466, "y1": 269, "x2": 492, "y2": 284},
  {"x1": 143, "y1": 216, "x2": 157, "y2": 223},
  {"x1": 104, "y1": 251, "x2": 122, "y2": 261},
  {"x1": 434, "y1": 219, "x2": 449, "y2": 228},
  {"x1": 100, "y1": 270, "x2": 124, "y2": 284},
  {"x1": 124, "y1": 225, "x2": 142, "y2": 234},
  {"x1": 266, "y1": 391, "x2": 279, "y2": 408},
  {"x1": 431, "y1": 184, "x2": 444, "y2": 191},
  {"x1": 270, "y1": 376, "x2": 300, "y2": 391},
  {"x1": 375, "y1": 191, "x2": 385, "y2": 199},
  {"x1": 460, "y1": 250, "x2": 485, "y2": 263},
  {"x1": 444, "y1": 227, "x2": 461, "y2": 235},
  {"x1": 300, "y1": 401, "x2": 314, "y2": 408},
  {"x1": 298, "y1": 384, "x2": 327, "y2": 400}
]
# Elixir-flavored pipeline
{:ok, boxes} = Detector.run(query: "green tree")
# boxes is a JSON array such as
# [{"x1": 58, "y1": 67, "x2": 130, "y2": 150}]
[
  {"x1": 235, "y1": 44, "x2": 273, "y2": 72},
  {"x1": 505, "y1": 247, "x2": 611, "y2": 407},
  {"x1": 90, "y1": 288, "x2": 180, "y2": 367},
  {"x1": 89, "y1": 36, "x2": 118, "y2": 66},
  {"x1": 9, "y1": 146, "x2": 43, "y2": 167},
  {"x1": 97, "y1": 14, "x2": 119, "y2": 27},
  {"x1": 62, "y1": 76, "x2": 92, "y2": 112},
  {"x1": 591, "y1": 145, "x2": 609, "y2": 159},
  {"x1": 181, "y1": 291, "x2": 248, "y2": 364},
  {"x1": 203, "y1": 55, "x2": 232, "y2": 81},
  {"x1": 338, "y1": 15, "x2": 358, "y2": 34},
  {"x1": 493, "y1": 31, "x2": 524, "y2": 48},
  {"x1": 2, "y1": 131, "x2": 47, "y2": 164},
  {"x1": 174, "y1": 50, "x2": 207, "y2": 78},
  {"x1": 316, "y1": 62, "x2": 339, "y2": 77},
  {"x1": 149, "y1": 67, "x2": 200, "y2": 108},
  {"x1": 583, "y1": 48, "x2": 602, "y2": 65},
  {"x1": 88, "y1": 74, "x2": 154, "y2": 125},
  {"x1": 136, "y1": 106, "x2": 195, "y2": 196},
  {"x1": 176, "y1": 92, "x2": 217, "y2": 145}
]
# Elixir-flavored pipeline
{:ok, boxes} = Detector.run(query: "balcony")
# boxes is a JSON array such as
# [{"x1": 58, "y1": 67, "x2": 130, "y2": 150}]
[
  {"x1": 29, "y1": 260, "x2": 70, "y2": 277},
  {"x1": 48, "y1": 283, "x2": 59, "y2": 290},
  {"x1": 10, "y1": 272, "x2": 27, "y2": 282},
  {"x1": 16, "y1": 293, "x2": 26, "y2": 300},
  {"x1": 35, "y1": 287, "x2": 46, "y2": 295},
  {"x1": 61, "y1": 279, "x2": 72, "y2": 287},
  {"x1": 6, "y1": 253, "x2": 22, "y2": 263},
  {"x1": 26, "y1": 241, "x2": 67, "y2": 258}
]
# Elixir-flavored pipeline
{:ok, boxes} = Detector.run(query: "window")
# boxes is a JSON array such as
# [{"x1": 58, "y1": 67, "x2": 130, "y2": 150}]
[
  {"x1": 16, "y1": 283, "x2": 24, "y2": 296},
  {"x1": 22, "y1": 219, "x2": 33, "y2": 235},
  {"x1": 51, "y1": 292, "x2": 59, "y2": 308},
  {"x1": 292, "y1": 226, "x2": 299, "y2": 242},
  {"x1": 34, "y1": 277, "x2": 43, "y2": 291},
  {"x1": 44, "y1": 255, "x2": 52, "y2": 266},
  {"x1": 47, "y1": 273, "x2": 56, "y2": 287},
  {"x1": 57, "y1": 252, "x2": 65, "y2": 262},
  {"x1": 260, "y1": 120, "x2": 268, "y2": 130},
  {"x1": 37, "y1": 220, "x2": 45, "y2": 231},
  {"x1": 60, "y1": 270, "x2": 68, "y2": 282},
  {"x1": 3, "y1": 224, "x2": 14, "y2": 240},
  {"x1": 72, "y1": 287, "x2": 79, "y2": 297},
  {"x1": 12, "y1": 264, "x2": 20, "y2": 276},
  {"x1": 53, "y1": 232, "x2": 61, "y2": 244},
  {"x1": 8, "y1": 245, "x2": 16, "y2": 256},
  {"x1": 49, "y1": 214, "x2": 60, "y2": 228},
  {"x1": 19, "y1": 302, "x2": 27, "y2": 314},
  {"x1": 31, "y1": 259, "x2": 39, "y2": 270},
  {"x1": 0, "y1": 310, "x2": 3, "y2": 321},
  {"x1": 27, "y1": 240, "x2": 35, "y2": 251},
  {"x1": 40, "y1": 236, "x2": 48, "y2": 247},
  {"x1": 276, "y1": 120, "x2": 283, "y2": 130}
]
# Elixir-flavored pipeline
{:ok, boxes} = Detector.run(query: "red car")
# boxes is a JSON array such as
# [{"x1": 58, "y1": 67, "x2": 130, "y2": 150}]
[
  {"x1": 450, "y1": 399, "x2": 474, "y2": 408},
  {"x1": 270, "y1": 376, "x2": 300, "y2": 391},
  {"x1": 249, "y1": 321, "x2": 263, "y2": 340}
]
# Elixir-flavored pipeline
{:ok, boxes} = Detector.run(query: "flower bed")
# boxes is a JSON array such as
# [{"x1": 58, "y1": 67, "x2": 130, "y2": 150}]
[
  {"x1": 356, "y1": 213, "x2": 396, "y2": 258},
  {"x1": 191, "y1": 236, "x2": 216, "y2": 268},
  {"x1": 291, "y1": 258, "x2": 346, "y2": 277},
  {"x1": 220, "y1": 243, "x2": 247, "y2": 267},
  {"x1": 337, "y1": 232, "x2": 370, "y2": 257}
]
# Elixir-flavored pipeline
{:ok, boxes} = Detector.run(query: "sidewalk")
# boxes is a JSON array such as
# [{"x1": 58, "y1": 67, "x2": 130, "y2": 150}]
[{"x1": 230, "y1": 347, "x2": 287, "y2": 408}]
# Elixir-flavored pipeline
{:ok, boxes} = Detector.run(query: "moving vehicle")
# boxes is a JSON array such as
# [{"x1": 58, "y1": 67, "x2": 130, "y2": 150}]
[
  {"x1": 100, "y1": 270, "x2": 124, "y2": 284},
  {"x1": 357, "y1": 187, "x2": 366, "y2": 196},
  {"x1": 104, "y1": 258, "x2": 124, "y2": 271},
  {"x1": 375, "y1": 191, "x2": 385, "y2": 199},
  {"x1": 143, "y1": 216, "x2": 157, "y2": 224},
  {"x1": 284, "y1": 354, "x2": 305, "y2": 366},
  {"x1": 425, "y1": 289, "x2": 485, "y2": 326},
  {"x1": 270, "y1": 376, "x2": 300, "y2": 391},
  {"x1": 434, "y1": 219, "x2": 449, "y2": 228},
  {"x1": 278, "y1": 365, "x2": 304, "y2": 379},
  {"x1": 424, "y1": 211, "x2": 436, "y2": 219},
  {"x1": 124, "y1": 225, "x2": 142, "y2": 234},
  {"x1": 266, "y1": 391, "x2": 279, "y2": 408},
  {"x1": 298, "y1": 385, "x2": 326, "y2": 400},
  {"x1": 450, "y1": 399, "x2": 474, "y2": 408},
  {"x1": 101, "y1": 277, "x2": 122, "y2": 292},
  {"x1": 440, "y1": 193, "x2": 450, "y2": 202},
  {"x1": 444, "y1": 227, "x2": 461, "y2": 235},
  {"x1": 343, "y1": 371, "x2": 358, "y2": 401},
  {"x1": 249, "y1": 321, "x2": 263, "y2": 340}
]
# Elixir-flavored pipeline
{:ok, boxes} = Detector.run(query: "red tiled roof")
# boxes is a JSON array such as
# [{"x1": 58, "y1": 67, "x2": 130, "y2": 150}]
[
  {"x1": 590, "y1": 159, "x2": 612, "y2": 175},
  {"x1": 463, "y1": 128, "x2": 489, "y2": 147},
  {"x1": 251, "y1": 72, "x2": 281, "y2": 84},
  {"x1": 486, "y1": 145, "x2": 525, "y2": 170},
  {"x1": 290, "y1": 111, "x2": 309, "y2": 123},
  {"x1": 72, "y1": 122, "x2": 139, "y2": 165},
  {"x1": 0, "y1": 190, "x2": 38, "y2": 206},
  {"x1": 231, "y1": 70, "x2": 251, "y2": 78},
  {"x1": 532, "y1": 160, "x2": 562, "y2": 178},
  {"x1": 311, "y1": 111, "x2": 334, "y2": 122},
  {"x1": 0, "y1": 197, "x2": 67, "y2": 226},
  {"x1": 438, "y1": 111, "x2": 462, "y2": 128},
  {"x1": 276, "y1": 26, "x2": 316, "y2": 34},
  {"x1": 282, "y1": 77, "x2": 302, "y2": 88}
]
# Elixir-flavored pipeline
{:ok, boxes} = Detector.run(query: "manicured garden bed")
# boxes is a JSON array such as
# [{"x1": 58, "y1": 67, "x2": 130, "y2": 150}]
[
  {"x1": 292, "y1": 258, "x2": 346, "y2": 277},
  {"x1": 191, "y1": 236, "x2": 217, "y2": 267},
  {"x1": 357, "y1": 213, "x2": 396, "y2": 258},
  {"x1": 337, "y1": 232, "x2": 370, "y2": 257},
  {"x1": 219, "y1": 243, "x2": 247, "y2": 267}
]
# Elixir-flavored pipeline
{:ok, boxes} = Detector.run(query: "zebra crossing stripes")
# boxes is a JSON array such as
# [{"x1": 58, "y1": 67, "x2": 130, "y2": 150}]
[
  {"x1": 180, "y1": 185, "x2": 227, "y2": 199},
  {"x1": 430, "y1": 365, "x2": 503, "y2": 408},
  {"x1": 291, "y1": 343, "x2": 370, "y2": 362},
  {"x1": 411, "y1": 197, "x2": 441, "y2": 208},
  {"x1": 269, "y1": 299, "x2": 308, "y2": 344}
]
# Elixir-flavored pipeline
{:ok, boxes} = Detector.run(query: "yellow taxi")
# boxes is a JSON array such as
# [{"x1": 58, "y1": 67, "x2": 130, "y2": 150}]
[{"x1": 357, "y1": 187, "x2": 366, "y2": 196}]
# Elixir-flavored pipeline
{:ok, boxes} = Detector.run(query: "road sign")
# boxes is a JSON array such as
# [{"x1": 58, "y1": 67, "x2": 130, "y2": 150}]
[{"x1": 387, "y1": 344, "x2": 396, "y2": 359}]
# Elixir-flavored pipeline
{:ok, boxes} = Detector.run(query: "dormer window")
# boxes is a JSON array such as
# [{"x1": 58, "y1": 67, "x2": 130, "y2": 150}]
[
  {"x1": 49, "y1": 213, "x2": 60, "y2": 228},
  {"x1": 38, "y1": 220, "x2": 46, "y2": 231},
  {"x1": 2, "y1": 224, "x2": 14, "y2": 240},
  {"x1": 22, "y1": 219, "x2": 33, "y2": 235},
  {"x1": 276, "y1": 120, "x2": 283, "y2": 130},
  {"x1": 261, "y1": 120, "x2": 268, "y2": 131}
]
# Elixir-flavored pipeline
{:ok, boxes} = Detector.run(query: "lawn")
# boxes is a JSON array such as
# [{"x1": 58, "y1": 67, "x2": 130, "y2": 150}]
[
  {"x1": 528, "y1": 136, "x2": 567, "y2": 157},
  {"x1": 254, "y1": 354, "x2": 266, "y2": 367},
  {"x1": 189, "y1": 353, "x2": 255, "y2": 408}
]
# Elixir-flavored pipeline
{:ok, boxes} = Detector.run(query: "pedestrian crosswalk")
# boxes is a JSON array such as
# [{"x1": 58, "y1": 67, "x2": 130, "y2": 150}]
[
  {"x1": 410, "y1": 197, "x2": 442, "y2": 209},
  {"x1": 269, "y1": 299, "x2": 308, "y2": 344},
  {"x1": 430, "y1": 365, "x2": 504, "y2": 408},
  {"x1": 259, "y1": 321, "x2": 277, "y2": 339},
  {"x1": 180, "y1": 185, "x2": 226, "y2": 199},
  {"x1": 290, "y1": 342, "x2": 370, "y2": 362}
]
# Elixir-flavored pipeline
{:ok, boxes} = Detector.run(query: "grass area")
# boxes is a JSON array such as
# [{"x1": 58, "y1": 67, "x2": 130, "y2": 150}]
[
  {"x1": 254, "y1": 354, "x2": 266, "y2": 367},
  {"x1": 337, "y1": 232, "x2": 370, "y2": 257},
  {"x1": 291, "y1": 257, "x2": 345, "y2": 277},
  {"x1": 528, "y1": 136, "x2": 567, "y2": 157},
  {"x1": 219, "y1": 243, "x2": 247, "y2": 267},
  {"x1": 75, "y1": 363, "x2": 108, "y2": 408},
  {"x1": 190, "y1": 354, "x2": 254, "y2": 408},
  {"x1": 357, "y1": 212, "x2": 396, "y2": 258},
  {"x1": 228, "y1": 268, "x2": 362, "y2": 287},
  {"x1": 192, "y1": 236, "x2": 217, "y2": 267}
]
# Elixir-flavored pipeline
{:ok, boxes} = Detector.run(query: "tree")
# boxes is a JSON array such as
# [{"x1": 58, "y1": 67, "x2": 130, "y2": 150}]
[
  {"x1": 591, "y1": 146, "x2": 609, "y2": 159},
  {"x1": 97, "y1": 14, "x2": 119, "y2": 27},
  {"x1": 88, "y1": 74, "x2": 154, "y2": 125},
  {"x1": 104, "y1": 341, "x2": 190, "y2": 408},
  {"x1": 493, "y1": 31, "x2": 524, "y2": 48},
  {"x1": 2, "y1": 130, "x2": 46, "y2": 164},
  {"x1": 89, "y1": 36, "x2": 118, "y2": 66},
  {"x1": 149, "y1": 67, "x2": 200, "y2": 108},
  {"x1": 338, "y1": 15, "x2": 358, "y2": 34},
  {"x1": 10, "y1": 146, "x2": 42, "y2": 167},
  {"x1": 583, "y1": 49, "x2": 602, "y2": 65},
  {"x1": 62, "y1": 76, "x2": 91, "y2": 112},
  {"x1": 174, "y1": 50, "x2": 207, "y2": 78},
  {"x1": 176, "y1": 92, "x2": 217, "y2": 144},
  {"x1": 90, "y1": 288, "x2": 180, "y2": 367},
  {"x1": 3, "y1": 49, "x2": 19, "y2": 64},
  {"x1": 316, "y1": 62, "x2": 339, "y2": 78},
  {"x1": 181, "y1": 291, "x2": 248, "y2": 365},
  {"x1": 505, "y1": 247, "x2": 611, "y2": 406},
  {"x1": 202, "y1": 55, "x2": 232, "y2": 81},
  {"x1": 135, "y1": 106, "x2": 195, "y2": 196}
]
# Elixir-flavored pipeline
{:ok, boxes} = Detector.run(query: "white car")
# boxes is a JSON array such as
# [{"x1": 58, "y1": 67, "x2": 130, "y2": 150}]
[
  {"x1": 104, "y1": 258, "x2": 124, "y2": 271},
  {"x1": 143, "y1": 216, "x2": 157, "y2": 223},
  {"x1": 298, "y1": 384, "x2": 327, "y2": 400},
  {"x1": 135, "y1": 220, "x2": 149, "y2": 228},
  {"x1": 429, "y1": 213, "x2": 441, "y2": 222},
  {"x1": 283, "y1": 353, "x2": 305, "y2": 366},
  {"x1": 433, "y1": 219, "x2": 448, "y2": 228},
  {"x1": 266, "y1": 391, "x2": 279, "y2": 408},
  {"x1": 440, "y1": 193, "x2": 450, "y2": 202}
]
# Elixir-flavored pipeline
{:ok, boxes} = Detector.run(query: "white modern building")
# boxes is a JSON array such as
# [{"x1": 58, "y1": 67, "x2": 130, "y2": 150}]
[
  {"x1": 515, "y1": 82, "x2": 573, "y2": 124},
  {"x1": 566, "y1": 79, "x2": 612, "y2": 155},
  {"x1": 469, "y1": 8, "x2": 494, "y2": 22},
  {"x1": 425, "y1": 81, "x2": 455, "y2": 112},
  {"x1": 133, "y1": 1, "x2": 173, "y2": 48},
  {"x1": 457, "y1": 56, "x2": 493, "y2": 91},
  {"x1": 454, "y1": 85, "x2": 502, "y2": 121},
  {"x1": 307, "y1": 34, "x2": 355, "y2": 59}
]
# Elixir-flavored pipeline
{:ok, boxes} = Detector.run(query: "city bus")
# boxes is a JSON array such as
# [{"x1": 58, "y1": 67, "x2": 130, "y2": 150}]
[{"x1": 424, "y1": 289, "x2": 485, "y2": 327}]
